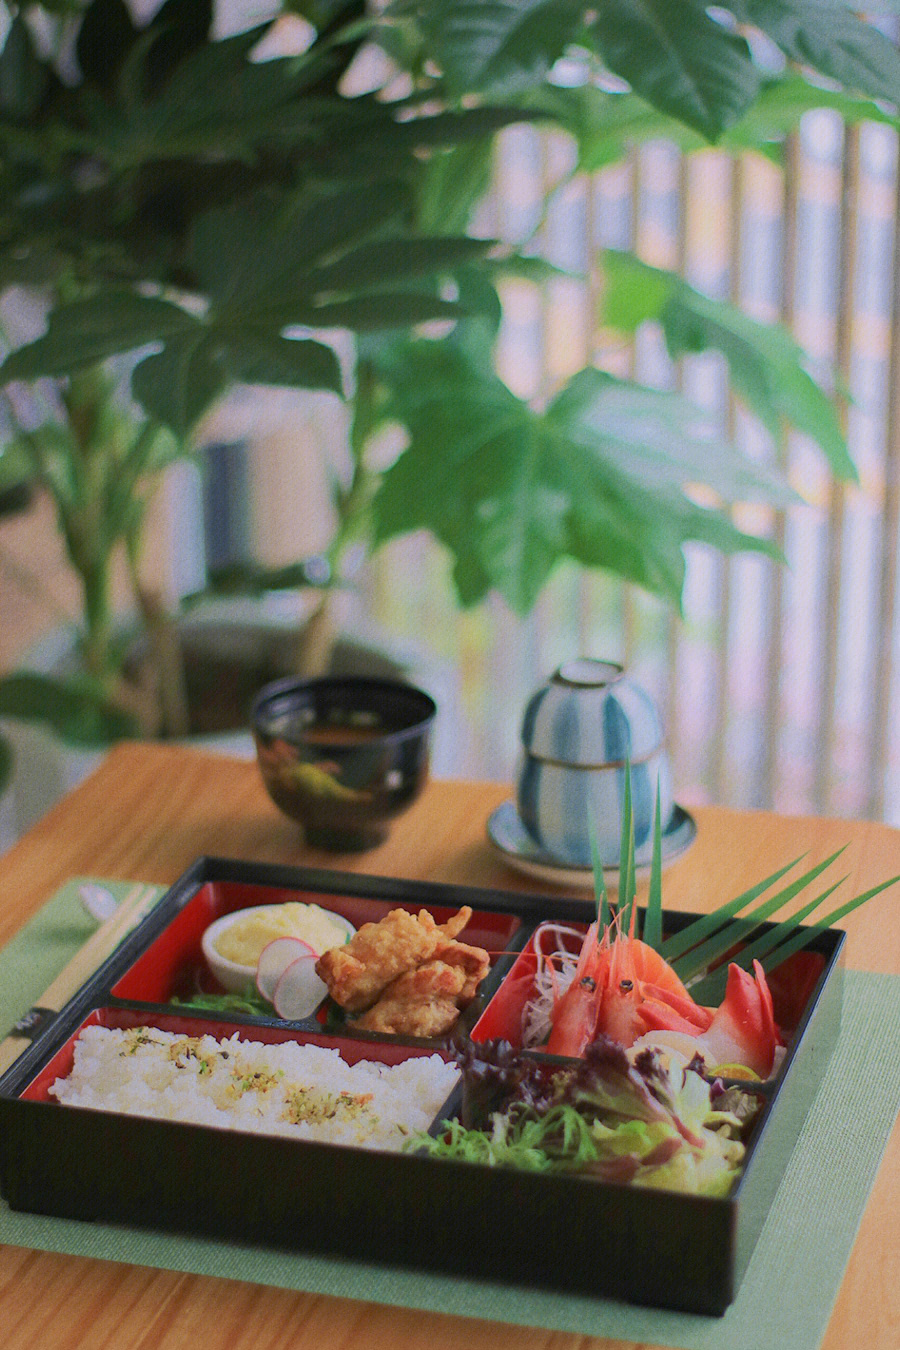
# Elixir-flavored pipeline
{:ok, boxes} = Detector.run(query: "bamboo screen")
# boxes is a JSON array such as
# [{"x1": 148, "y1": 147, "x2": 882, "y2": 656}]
[{"x1": 353, "y1": 112, "x2": 900, "y2": 826}]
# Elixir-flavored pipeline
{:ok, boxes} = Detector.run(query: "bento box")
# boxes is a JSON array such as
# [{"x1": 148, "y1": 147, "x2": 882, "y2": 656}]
[{"x1": 0, "y1": 856, "x2": 845, "y2": 1316}]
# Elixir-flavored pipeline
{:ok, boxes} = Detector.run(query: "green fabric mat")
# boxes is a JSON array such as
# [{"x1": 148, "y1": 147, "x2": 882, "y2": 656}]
[{"x1": 1, "y1": 878, "x2": 898, "y2": 1349}]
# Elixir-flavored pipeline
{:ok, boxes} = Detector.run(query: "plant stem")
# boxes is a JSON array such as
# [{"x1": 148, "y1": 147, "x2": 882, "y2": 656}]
[
  {"x1": 326, "y1": 356, "x2": 380, "y2": 578},
  {"x1": 286, "y1": 359, "x2": 382, "y2": 677},
  {"x1": 79, "y1": 556, "x2": 114, "y2": 682}
]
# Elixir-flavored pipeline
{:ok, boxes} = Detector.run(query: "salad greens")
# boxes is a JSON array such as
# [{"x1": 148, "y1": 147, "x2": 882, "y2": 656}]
[{"x1": 416, "y1": 1038, "x2": 760, "y2": 1196}]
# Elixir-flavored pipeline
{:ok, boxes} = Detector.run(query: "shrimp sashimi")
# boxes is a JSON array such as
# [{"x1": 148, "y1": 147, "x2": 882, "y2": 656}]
[
  {"x1": 538, "y1": 917, "x2": 783, "y2": 1077},
  {"x1": 544, "y1": 919, "x2": 691, "y2": 1057}
]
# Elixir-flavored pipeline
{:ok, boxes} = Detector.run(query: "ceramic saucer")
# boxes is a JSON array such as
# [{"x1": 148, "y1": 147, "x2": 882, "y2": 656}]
[{"x1": 486, "y1": 800, "x2": 697, "y2": 890}]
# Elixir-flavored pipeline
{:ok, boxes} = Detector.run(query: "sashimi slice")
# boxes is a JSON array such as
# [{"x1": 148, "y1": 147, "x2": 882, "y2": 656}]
[
  {"x1": 256, "y1": 937, "x2": 317, "y2": 1003},
  {"x1": 273, "y1": 956, "x2": 329, "y2": 1020}
]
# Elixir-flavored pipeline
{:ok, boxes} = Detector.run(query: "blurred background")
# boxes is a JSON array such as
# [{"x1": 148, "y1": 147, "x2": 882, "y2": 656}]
[{"x1": 2, "y1": 1, "x2": 900, "y2": 841}]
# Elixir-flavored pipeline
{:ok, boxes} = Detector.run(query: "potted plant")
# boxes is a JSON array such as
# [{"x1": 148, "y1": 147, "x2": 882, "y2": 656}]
[{"x1": 0, "y1": 0, "x2": 896, "y2": 806}]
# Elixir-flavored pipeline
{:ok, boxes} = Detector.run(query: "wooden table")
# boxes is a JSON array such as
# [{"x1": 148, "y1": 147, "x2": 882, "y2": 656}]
[{"x1": 0, "y1": 742, "x2": 898, "y2": 1350}]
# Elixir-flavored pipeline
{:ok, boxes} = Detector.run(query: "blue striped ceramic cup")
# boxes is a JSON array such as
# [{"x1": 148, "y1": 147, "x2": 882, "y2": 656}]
[{"x1": 516, "y1": 659, "x2": 674, "y2": 867}]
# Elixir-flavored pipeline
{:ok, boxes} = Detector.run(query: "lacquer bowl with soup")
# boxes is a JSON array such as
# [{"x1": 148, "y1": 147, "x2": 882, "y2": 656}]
[{"x1": 252, "y1": 675, "x2": 437, "y2": 851}]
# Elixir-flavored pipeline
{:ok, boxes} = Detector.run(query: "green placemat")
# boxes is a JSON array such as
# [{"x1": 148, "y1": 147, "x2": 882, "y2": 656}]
[{"x1": 1, "y1": 879, "x2": 899, "y2": 1349}]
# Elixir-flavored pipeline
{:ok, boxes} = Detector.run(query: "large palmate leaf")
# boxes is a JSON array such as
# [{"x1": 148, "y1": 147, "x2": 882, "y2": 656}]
[
  {"x1": 601, "y1": 250, "x2": 855, "y2": 480},
  {"x1": 1, "y1": 187, "x2": 496, "y2": 435},
  {"x1": 373, "y1": 341, "x2": 789, "y2": 611},
  {"x1": 730, "y1": 0, "x2": 900, "y2": 105},
  {"x1": 590, "y1": 0, "x2": 760, "y2": 140}
]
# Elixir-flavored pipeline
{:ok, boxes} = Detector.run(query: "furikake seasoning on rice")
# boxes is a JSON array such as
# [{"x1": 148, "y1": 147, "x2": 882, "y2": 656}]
[{"x1": 49, "y1": 1026, "x2": 459, "y2": 1152}]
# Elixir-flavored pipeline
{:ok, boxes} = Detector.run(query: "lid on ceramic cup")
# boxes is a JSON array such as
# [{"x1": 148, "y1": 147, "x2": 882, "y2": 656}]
[
  {"x1": 554, "y1": 659, "x2": 624, "y2": 688},
  {"x1": 520, "y1": 659, "x2": 664, "y2": 766}
]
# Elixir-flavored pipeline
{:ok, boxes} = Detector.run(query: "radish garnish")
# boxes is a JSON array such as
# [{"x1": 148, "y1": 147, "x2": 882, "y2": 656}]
[
  {"x1": 272, "y1": 956, "x2": 329, "y2": 1020},
  {"x1": 256, "y1": 937, "x2": 317, "y2": 1003}
]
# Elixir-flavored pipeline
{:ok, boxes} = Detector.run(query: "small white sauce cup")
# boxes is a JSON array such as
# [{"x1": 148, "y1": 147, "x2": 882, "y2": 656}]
[{"x1": 201, "y1": 905, "x2": 356, "y2": 995}]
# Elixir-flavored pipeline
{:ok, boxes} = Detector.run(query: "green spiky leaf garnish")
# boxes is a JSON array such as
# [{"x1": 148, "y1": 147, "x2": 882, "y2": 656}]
[{"x1": 589, "y1": 766, "x2": 899, "y2": 988}]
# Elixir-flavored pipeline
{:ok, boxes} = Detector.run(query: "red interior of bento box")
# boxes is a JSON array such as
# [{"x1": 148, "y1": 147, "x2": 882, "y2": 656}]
[
  {"x1": 18, "y1": 1005, "x2": 455, "y2": 1102},
  {"x1": 472, "y1": 920, "x2": 828, "y2": 1052},
  {"x1": 111, "y1": 880, "x2": 523, "y2": 1005}
]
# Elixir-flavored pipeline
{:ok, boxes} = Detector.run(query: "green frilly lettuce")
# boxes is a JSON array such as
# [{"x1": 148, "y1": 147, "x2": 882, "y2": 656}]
[{"x1": 415, "y1": 1037, "x2": 758, "y2": 1196}]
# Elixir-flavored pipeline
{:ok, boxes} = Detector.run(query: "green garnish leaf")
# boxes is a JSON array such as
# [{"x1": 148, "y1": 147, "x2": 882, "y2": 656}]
[
  {"x1": 171, "y1": 983, "x2": 272, "y2": 1017},
  {"x1": 659, "y1": 854, "x2": 807, "y2": 962},
  {"x1": 691, "y1": 872, "x2": 900, "y2": 1004},
  {"x1": 670, "y1": 846, "x2": 849, "y2": 982},
  {"x1": 617, "y1": 761, "x2": 637, "y2": 938},
  {"x1": 643, "y1": 782, "x2": 664, "y2": 952},
  {"x1": 588, "y1": 810, "x2": 610, "y2": 931}
]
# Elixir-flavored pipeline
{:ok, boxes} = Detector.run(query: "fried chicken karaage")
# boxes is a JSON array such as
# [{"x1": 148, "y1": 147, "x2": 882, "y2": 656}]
[{"x1": 315, "y1": 906, "x2": 490, "y2": 1036}]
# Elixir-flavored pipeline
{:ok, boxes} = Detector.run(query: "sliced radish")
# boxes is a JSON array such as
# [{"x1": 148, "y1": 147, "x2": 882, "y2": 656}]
[
  {"x1": 256, "y1": 937, "x2": 317, "y2": 1003},
  {"x1": 272, "y1": 956, "x2": 329, "y2": 1020}
]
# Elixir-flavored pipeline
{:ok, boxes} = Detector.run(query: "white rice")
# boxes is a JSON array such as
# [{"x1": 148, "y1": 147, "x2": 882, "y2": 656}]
[{"x1": 49, "y1": 1026, "x2": 459, "y2": 1152}]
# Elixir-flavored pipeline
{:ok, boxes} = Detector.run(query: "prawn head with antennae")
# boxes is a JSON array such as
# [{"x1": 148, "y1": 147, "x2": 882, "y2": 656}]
[{"x1": 544, "y1": 907, "x2": 692, "y2": 1057}]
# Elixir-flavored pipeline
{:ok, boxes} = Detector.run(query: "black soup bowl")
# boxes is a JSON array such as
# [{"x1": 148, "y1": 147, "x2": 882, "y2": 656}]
[{"x1": 251, "y1": 675, "x2": 437, "y2": 851}]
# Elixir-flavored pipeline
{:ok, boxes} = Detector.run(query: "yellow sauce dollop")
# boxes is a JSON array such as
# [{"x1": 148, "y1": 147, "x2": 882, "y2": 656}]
[{"x1": 214, "y1": 903, "x2": 349, "y2": 966}]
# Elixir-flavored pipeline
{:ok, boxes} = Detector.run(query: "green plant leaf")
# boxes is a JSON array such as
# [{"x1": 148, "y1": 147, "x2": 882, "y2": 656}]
[
  {"x1": 143, "y1": 0, "x2": 214, "y2": 95},
  {"x1": 0, "y1": 295, "x2": 200, "y2": 382},
  {"x1": 307, "y1": 235, "x2": 496, "y2": 295},
  {"x1": 0, "y1": 14, "x2": 48, "y2": 119},
  {"x1": 0, "y1": 732, "x2": 12, "y2": 797},
  {"x1": 731, "y1": 0, "x2": 900, "y2": 105},
  {"x1": 617, "y1": 761, "x2": 637, "y2": 937},
  {"x1": 146, "y1": 23, "x2": 274, "y2": 122},
  {"x1": 548, "y1": 366, "x2": 796, "y2": 504},
  {"x1": 76, "y1": 0, "x2": 137, "y2": 92},
  {"x1": 588, "y1": 812, "x2": 610, "y2": 930},
  {"x1": 662, "y1": 287, "x2": 855, "y2": 481},
  {"x1": 513, "y1": 72, "x2": 899, "y2": 177},
  {"x1": 660, "y1": 855, "x2": 805, "y2": 962},
  {"x1": 0, "y1": 673, "x2": 140, "y2": 747},
  {"x1": 301, "y1": 293, "x2": 469, "y2": 330},
  {"x1": 590, "y1": 0, "x2": 761, "y2": 141},
  {"x1": 192, "y1": 185, "x2": 406, "y2": 309},
  {"x1": 601, "y1": 250, "x2": 855, "y2": 481},
  {"x1": 224, "y1": 332, "x2": 342, "y2": 392},
  {"x1": 131, "y1": 333, "x2": 230, "y2": 438},
  {"x1": 416, "y1": 138, "x2": 496, "y2": 235},
  {"x1": 373, "y1": 341, "x2": 787, "y2": 612},
  {"x1": 411, "y1": 0, "x2": 587, "y2": 93}
]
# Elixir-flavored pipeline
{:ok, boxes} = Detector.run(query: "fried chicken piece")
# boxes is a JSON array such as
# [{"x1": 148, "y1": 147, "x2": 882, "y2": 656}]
[
  {"x1": 315, "y1": 905, "x2": 473, "y2": 1012},
  {"x1": 355, "y1": 959, "x2": 468, "y2": 1035},
  {"x1": 353, "y1": 940, "x2": 492, "y2": 1036},
  {"x1": 436, "y1": 940, "x2": 491, "y2": 1002}
]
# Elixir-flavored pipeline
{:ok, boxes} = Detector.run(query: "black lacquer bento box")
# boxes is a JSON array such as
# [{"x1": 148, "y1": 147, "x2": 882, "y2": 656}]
[{"x1": 0, "y1": 857, "x2": 845, "y2": 1317}]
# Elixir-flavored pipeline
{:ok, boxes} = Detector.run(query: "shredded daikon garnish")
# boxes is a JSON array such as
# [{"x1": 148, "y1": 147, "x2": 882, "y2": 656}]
[{"x1": 520, "y1": 923, "x2": 585, "y2": 1047}]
